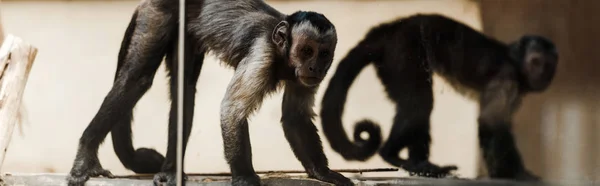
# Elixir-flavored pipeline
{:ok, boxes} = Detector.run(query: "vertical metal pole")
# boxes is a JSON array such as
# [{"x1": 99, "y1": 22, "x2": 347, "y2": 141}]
[{"x1": 176, "y1": 0, "x2": 185, "y2": 185}]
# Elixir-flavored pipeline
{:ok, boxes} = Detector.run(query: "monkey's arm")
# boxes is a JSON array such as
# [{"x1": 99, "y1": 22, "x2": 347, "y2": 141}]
[
  {"x1": 477, "y1": 77, "x2": 539, "y2": 180},
  {"x1": 281, "y1": 82, "x2": 353, "y2": 186},
  {"x1": 220, "y1": 46, "x2": 279, "y2": 185}
]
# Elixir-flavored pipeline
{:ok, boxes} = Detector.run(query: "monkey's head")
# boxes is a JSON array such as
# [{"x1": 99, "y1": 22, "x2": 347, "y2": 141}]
[
  {"x1": 272, "y1": 11, "x2": 338, "y2": 87},
  {"x1": 509, "y1": 35, "x2": 558, "y2": 92}
]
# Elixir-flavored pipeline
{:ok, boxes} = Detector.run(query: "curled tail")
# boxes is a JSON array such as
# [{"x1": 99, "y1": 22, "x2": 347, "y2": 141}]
[
  {"x1": 110, "y1": 9, "x2": 165, "y2": 174},
  {"x1": 320, "y1": 30, "x2": 385, "y2": 161}
]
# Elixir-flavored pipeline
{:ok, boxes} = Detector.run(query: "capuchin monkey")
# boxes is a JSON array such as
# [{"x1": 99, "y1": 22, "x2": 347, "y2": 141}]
[
  {"x1": 66, "y1": 0, "x2": 350, "y2": 186},
  {"x1": 320, "y1": 14, "x2": 558, "y2": 181}
]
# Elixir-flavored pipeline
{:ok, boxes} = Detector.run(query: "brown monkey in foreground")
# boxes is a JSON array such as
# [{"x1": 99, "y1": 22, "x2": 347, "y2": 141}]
[
  {"x1": 66, "y1": 0, "x2": 351, "y2": 186},
  {"x1": 320, "y1": 14, "x2": 557, "y2": 181}
]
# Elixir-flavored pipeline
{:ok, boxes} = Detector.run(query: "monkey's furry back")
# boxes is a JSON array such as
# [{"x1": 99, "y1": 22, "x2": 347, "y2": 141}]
[{"x1": 188, "y1": 0, "x2": 285, "y2": 68}]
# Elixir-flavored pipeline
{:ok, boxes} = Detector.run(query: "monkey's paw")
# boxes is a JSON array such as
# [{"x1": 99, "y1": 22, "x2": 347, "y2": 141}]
[
  {"x1": 153, "y1": 171, "x2": 188, "y2": 186},
  {"x1": 309, "y1": 169, "x2": 354, "y2": 186},
  {"x1": 405, "y1": 161, "x2": 458, "y2": 178},
  {"x1": 66, "y1": 163, "x2": 114, "y2": 186},
  {"x1": 231, "y1": 175, "x2": 261, "y2": 186}
]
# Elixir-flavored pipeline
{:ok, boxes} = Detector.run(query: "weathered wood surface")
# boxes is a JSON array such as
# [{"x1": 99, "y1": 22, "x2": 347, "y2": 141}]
[
  {"x1": 1, "y1": 173, "x2": 543, "y2": 186},
  {"x1": 0, "y1": 34, "x2": 37, "y2": 172},
  {"x1": 111, "y1": 168, "x2": 399, "y2": 179}
]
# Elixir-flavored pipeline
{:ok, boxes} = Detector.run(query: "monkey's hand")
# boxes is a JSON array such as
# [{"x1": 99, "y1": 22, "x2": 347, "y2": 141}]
[
  {"x1": 308, "y1": 168, "x2": 354, "y2": 186},
  {"x1": 405, "y1": 161, "x2": 458, "y2": 178},
  {"x1": 66, "y1": 159, "x2": 114, "y2": 186},
  {"x1": 153, "y1": 171, "x2": 188, "y2": 186}
]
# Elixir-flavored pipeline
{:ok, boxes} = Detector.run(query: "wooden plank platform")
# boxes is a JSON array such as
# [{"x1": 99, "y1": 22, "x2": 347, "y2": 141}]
[{"x1": 0, "y1": 173, "x2": 567, "y2": 186}]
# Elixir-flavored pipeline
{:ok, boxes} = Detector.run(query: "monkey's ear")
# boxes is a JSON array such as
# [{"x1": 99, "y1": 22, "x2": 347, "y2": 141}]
[{"x1": 272, "y1": 21, "x2": 289, "y2": 49}]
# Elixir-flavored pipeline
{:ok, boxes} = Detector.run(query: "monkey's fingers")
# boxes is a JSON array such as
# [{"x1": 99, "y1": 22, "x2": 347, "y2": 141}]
[
  {"x1": 308, "y1": 169, "x2": 354, "y2": 186},
  {"x1": 405, "y1": 161, "x2": 458, "y2": 178},
  {"x1": 431, "y1": 165, "x2": 459, "y2": 178},
  {"x1": 439, "y1": 165, "x2": 458, "y2": 172},
  {"x1": 66, "y1": 174, "x2": 89, "y2": 186},
  {"x1": 67, "y1": 166, "x2": 113, "y2": 186},
  {"x1": 152, "y1": 171, "x2": 188, "y2": 186},
  {"x1": 91, "y1": 169, "x2": 115, "y2": 178}
]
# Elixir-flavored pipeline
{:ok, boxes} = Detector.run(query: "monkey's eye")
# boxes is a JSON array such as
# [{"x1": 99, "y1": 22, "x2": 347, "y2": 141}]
[{"x1": 301, "y1": 46, "x2": 313, "y2": 57}]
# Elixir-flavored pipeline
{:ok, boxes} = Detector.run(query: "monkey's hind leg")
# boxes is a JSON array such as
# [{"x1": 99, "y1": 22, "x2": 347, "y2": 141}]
[
  {"x1": 67, "y1": 2, "x2": 177, "y2": 186},
  {"x1": 377, "y1": 68, "x2": 457, "y2": 178},
  {"x1": 378, "y1": 107, "x2": 457, "y2": 178},
  {"x1": 152, "y1": 38, "x2": 204, "y2": 186}
]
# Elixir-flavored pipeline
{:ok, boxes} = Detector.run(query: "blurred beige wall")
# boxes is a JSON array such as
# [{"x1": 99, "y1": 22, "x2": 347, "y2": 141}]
[
  {"x1": 0, "y1": 0, "x2": 483, "y2": 178},
  {"x1": 479, "y1": 0, "x2": 600, "y2": 183}
]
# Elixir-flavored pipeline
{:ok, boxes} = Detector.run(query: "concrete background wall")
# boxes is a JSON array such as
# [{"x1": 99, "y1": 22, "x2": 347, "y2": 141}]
[{"x1": 0, "y1": 0, "x2": 498, "y2": 180}]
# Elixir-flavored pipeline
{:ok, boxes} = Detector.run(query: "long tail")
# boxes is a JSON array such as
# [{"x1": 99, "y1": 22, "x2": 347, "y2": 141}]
[
  {"x1": 110, "y1": 9, "x2": 165, "y2": 174},
  {"x1": 320, "y1": 28, "x2": 385, "y2": 161}
]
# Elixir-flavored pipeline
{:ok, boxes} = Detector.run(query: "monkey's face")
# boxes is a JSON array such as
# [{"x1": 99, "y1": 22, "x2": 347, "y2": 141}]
[
  {"x1": 511, "y1": 36, "x2": 559, "y2": 92},
  {"x1": 289, "y1": 32, "x2": 337, "y2": 87},
  {"x1": 272, "y1": 20, "x2": 337, "y2": 87}
]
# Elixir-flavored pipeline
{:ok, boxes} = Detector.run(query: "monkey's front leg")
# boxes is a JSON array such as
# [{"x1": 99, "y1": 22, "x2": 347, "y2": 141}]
[
  {"x1": 478, "y1": 79, "x2": 539, "y2": 181},
  {"x1": 220, "y1": 63, "x2": 275, "y2": 186},
  {"x1": 281, "y1": 83, "x2": 353, "y2": 186},
  {"x1": 223, "y1": 118, "x2": 259, "y2": 186}
]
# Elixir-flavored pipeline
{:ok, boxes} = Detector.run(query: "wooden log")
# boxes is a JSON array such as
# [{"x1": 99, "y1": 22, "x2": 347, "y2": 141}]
[
  {"x1": 0, "y1": 12, "x2": 4, "y2": 48},
  {"x1": 0, "y1": 34, "x2": 37, "y2": 172}
]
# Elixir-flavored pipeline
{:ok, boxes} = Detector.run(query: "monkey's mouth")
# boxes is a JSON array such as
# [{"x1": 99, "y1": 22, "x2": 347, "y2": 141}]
[{"x1": 299, "y1": 76, "x2": 323, "y2": 86}]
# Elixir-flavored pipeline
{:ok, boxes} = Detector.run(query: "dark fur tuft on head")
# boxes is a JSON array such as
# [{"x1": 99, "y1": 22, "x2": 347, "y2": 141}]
[
  {"x1": 521, "y1": 35, "x2": 557, "y2": 51},
  {"x1": 509, "y1": 35, "x2": 558, "y2": 61},
  {"x1": 286, "y1": 11, "x2": 335, "y2": 33}
]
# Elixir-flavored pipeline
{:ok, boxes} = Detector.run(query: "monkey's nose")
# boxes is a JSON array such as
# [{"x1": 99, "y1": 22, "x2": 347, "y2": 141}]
[{"x1": 309, "y1": 66, "x2": 322, "y2": 73}]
